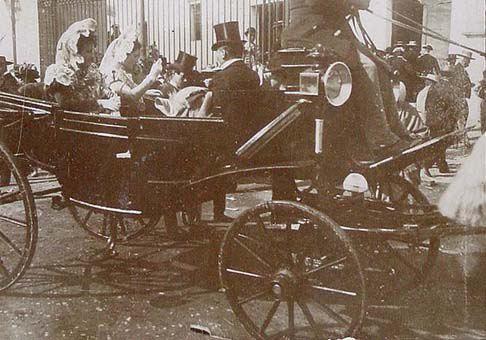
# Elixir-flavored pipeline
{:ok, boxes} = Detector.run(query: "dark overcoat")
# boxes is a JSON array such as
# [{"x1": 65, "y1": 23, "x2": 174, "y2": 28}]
[{"x1": 210, "y1": 60, "x2": 261, "y2": 148}]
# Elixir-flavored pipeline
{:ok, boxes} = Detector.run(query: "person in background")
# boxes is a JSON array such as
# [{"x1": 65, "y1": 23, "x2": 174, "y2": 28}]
[
  {"x1": 99, "y1": 26, "x2": 164, "y2": 116},
  {"x1": 418, "y1": 44, "x2": 440, "y2": 75},
  {"x1": 401, "y1": 40, "x2": 422, "y2": 102},
  {"x1": 0, "y1": 56, "x2": 21, "y2": 94},
  {"x1": 475, "y1": 70, "x2": 486, "y2": 133},
  {"x1": 44, "y1": 19, "x2": 119, "y2": 112},
  {"x1": 107, "y1": 24, "x2": 121, "y2": 46},
  {"x1": 418, "y1": 73, "x2": 461, "y2": 174},
  {"x1": 450, "y1": 50, "x2": 475, "y2": 147},
  {"x1": 243, "y1": 27, "x2": 261, "y2": 71}
]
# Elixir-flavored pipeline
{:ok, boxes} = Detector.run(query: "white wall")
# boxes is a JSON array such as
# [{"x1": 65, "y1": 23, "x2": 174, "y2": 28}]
[
  {"x1": 359, "y1": 0, "x2": 393, "y2": 50},
  {"x1": 0, "y1": 0, "x2": 40, "y2": 68},
  {"x1": 449, "y1": 0, "x2": 485, "y2": 125}
]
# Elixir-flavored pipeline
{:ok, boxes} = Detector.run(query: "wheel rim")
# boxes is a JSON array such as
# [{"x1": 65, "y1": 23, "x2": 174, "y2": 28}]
[
  {"x1": 365, "y1": 175, "x2": 440, "y2": 297},
  {"x1": 219, "y1": 201, "x2": 365, "y2": 339},
  {"x1": 0, "y1": 143, "x2": 37, "y2": 292},
  {"x1": 68, "y1": 205, "x2": 161, "y2": 242}
]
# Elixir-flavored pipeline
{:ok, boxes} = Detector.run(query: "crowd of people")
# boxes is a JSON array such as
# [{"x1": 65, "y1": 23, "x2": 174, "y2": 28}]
[{"x1": 380, "y1": 40, "x2": 481, "y2": 175}]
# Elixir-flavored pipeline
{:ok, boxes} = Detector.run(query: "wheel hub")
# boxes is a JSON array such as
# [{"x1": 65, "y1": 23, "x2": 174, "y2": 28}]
[{"x1": 271, "y1": 269, "x2": 299, "y2": 299}]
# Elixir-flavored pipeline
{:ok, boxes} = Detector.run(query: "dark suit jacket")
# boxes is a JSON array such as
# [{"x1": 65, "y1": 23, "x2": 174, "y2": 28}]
[{"x1": 210, "y1": 60, "x2": 260, "y2": 148}]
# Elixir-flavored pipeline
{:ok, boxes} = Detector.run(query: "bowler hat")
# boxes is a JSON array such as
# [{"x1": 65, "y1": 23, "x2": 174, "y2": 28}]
[
  {"x1": 422, "y1": 44, "x2": 433, "y2": 51},
  {"x1": 394, "y1": 41, "x2": 404, "y2": 48},
  {"x1": 168, "y1": 51, "x2": 198, "y2": 74},
  {"x1": 0, "y1": 56, "x2": 13, "y2": 66},
  {"x1": 212, "y1": 21, "x2": 245, "y2": 51},
  {"x1": 446, "y1": 53, "x2": 457, "y2": 61}
]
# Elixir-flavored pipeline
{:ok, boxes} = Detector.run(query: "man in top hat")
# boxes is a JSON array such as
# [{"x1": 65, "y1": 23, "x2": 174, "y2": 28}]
[
  {"x1": 279, "y1": 0, "x2": 412, "y2": 169},
  {"x1": 203, "y1": 21, "x2": 260, "y2": 222},
  {"x1": 158, "y1": 51, "x2": 199, "y2": 98},
  {"x1": 418, "y1": 44, "x2": 440, "y2": 75}
]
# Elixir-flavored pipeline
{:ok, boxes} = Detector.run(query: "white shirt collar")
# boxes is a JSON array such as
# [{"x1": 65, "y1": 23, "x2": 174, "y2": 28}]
[{"x1": 220, "y1": 58, "x2": 243, "y2": 70}]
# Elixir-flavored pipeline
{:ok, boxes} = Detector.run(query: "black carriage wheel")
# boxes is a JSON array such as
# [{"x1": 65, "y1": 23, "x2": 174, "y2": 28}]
[
  {"x1": 0, "y1": 142, "x2": 37, "y2": 292},
  {"x1": 366, "y1": 175, "x2": 440, "y2": 294},
  {"x1": 68, "y1": 205, "x2": 161, "y2": 242},
  {"x1": 219, "y1": 201, "x2": 366, "y2": 339}
]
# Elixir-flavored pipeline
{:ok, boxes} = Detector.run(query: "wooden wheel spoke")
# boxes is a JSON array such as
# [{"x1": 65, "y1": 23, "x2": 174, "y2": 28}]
[
  {"x1": 225, "y1": 268, "x2": 266, "y2": 280},
  {"x1": 0, "y1": 190, "x2": 23, "y2": 204},
  {"x1": 260, "y1": 300, "x2": 280, "y2": 335},
  {"x1": 0, "y1": 215, "x2": 27, "y2": 228},
  {"x1": 234, "y1": 237, "x2": 274, "y2": 271},
  {"x1": 81, "y1": 210, "x2": 93, "y2": 227},
  {"x1": 0, "y1": 230, "x2": 22, "y2": 256},
  {"x1": 311, "y1": 297, "x2": 350, "y2": 327},
  {"x1": 304, "y1": 256, "x2": 348, "y2": 277},
  {"x1": 118, "y1": 218, "x2": 127, "y2": 236},
  {"x1": 288, "y1": 299, "x2": 295, "y2": 338},
  {"x1": 254, "y1": 215, "x2": 283, "y2": 249},
  {"x1": 0, "y1": 259, "x2": 10, "y2": 277},
  {"x1": 238, "y1": 288, "x2": 270, "y2": 306},
  {"x1": 101, "y1": 214, "x2": 109, "y2": 235},
  {"x1": 308, "y1": 284, "x2": 357, "y2": 297},
  {"x1": 297, "y1": 299, "x2": 320, "y2": 338}
]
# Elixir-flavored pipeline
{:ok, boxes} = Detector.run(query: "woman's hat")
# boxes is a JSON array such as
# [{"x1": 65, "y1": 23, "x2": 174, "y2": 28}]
[
  {"x1": 393, "y1": 41, "x2": 404, "y2": 48},
  {"x1": 407, "y1": 40, "x2": 418, "y2": 47},
  {"x1": 212, "y1": 21, "x2": 245, "y2": 51},
  {"x1": 168, "y1": 51, "x2": 198, "y2": 73}
]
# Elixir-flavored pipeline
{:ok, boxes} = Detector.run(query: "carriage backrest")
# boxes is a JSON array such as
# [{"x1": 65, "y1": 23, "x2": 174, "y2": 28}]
[{"x1": 0, "y1": 91, "x2": 54, "y2": 114}]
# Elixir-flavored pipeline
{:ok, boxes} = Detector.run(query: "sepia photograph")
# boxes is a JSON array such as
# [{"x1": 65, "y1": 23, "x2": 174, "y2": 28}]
[{"x1": 0, "y1": 0, "x2": 485, "y2": 339}]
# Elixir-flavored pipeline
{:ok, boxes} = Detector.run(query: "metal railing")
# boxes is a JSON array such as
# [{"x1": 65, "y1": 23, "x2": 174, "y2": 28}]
[{"x1": 38, "y1": 0, "x2": 289, "y2": 74}]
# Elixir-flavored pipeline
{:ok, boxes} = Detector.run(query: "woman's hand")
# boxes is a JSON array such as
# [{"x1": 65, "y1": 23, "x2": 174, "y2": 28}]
[{"x1": 149, "y1": 59, "x2": 164, "y2": 79}]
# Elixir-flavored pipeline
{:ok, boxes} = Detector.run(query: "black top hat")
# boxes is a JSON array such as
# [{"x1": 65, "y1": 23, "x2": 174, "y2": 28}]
[
  {"x1": 212, "y1": 21, "x2": 245, "y2": 51},
  {"x1": 0, "y1": 56, "x2": 14, "y2": 66},
  {"x1": 168, "y1": 51, "x2": 198, "y2": 74}
]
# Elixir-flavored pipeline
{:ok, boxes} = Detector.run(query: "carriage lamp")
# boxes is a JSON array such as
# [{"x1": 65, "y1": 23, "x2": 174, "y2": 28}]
[
  {"x1": 343, "y1": 173, "x2": 369, "y2": 194},
  {"x1": 321, "y1": 62, "x2": 352, "y2": 107}
]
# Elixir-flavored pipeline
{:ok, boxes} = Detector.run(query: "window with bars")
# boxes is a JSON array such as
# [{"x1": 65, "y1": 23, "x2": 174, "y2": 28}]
[{"x1": 190, "y1": 0, "x2": 202, "y2": 41}]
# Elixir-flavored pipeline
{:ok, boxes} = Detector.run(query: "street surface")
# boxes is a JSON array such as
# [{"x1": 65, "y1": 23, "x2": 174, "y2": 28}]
[{"x1": 0, "y1": 139, "x2": 485, "y2": 340}]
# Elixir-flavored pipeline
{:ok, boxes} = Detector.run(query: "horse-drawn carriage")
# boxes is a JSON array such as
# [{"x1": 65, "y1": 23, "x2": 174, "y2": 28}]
[{"x1": 0, "y1": 47, "x2": 479, "y2": 339}]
